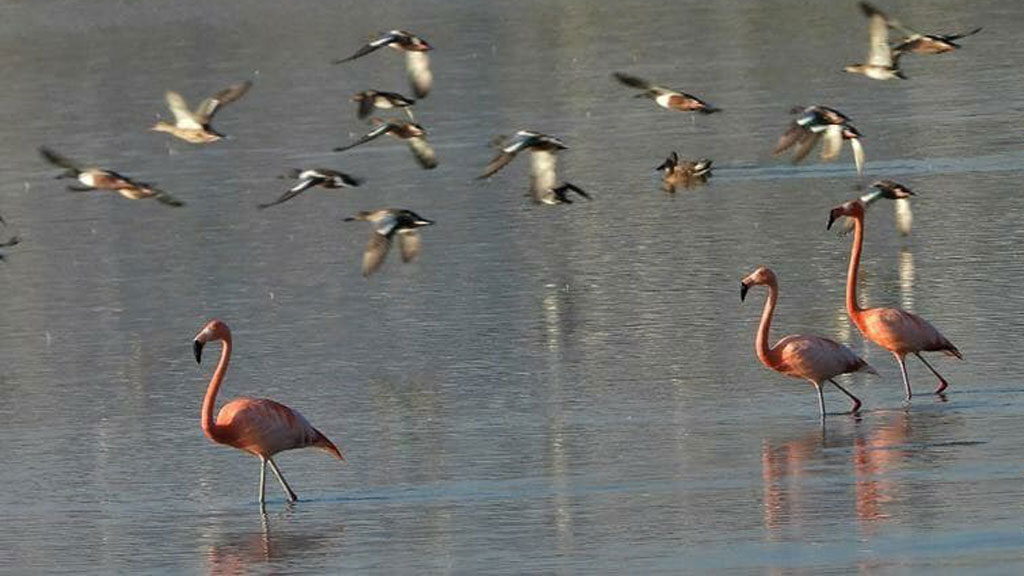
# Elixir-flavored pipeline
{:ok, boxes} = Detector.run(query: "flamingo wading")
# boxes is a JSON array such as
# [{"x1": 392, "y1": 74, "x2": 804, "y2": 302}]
[
  {"x1": 741, "y1": 267, "x2": 876, "y2": 417},
  {"x1": 192, "y1": 319, "x2": 343, "y2": 504},
  {"x1": 827, "y1": 200, "x2": 962, "y2": 398}
]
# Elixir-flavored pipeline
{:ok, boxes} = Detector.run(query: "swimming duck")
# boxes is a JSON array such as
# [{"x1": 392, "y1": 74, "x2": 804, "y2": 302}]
[
  {"x1": 479, "y1": 131, "x2": 586, "y2": 204},
  {"x1": 151, "y1": 81, "x2": 252, "y2": 144},
  {"x1": 835, "y1": 179, "x2": 915, "y2": 236},
  {"x1": 39, "y1": 147, "x2": 184, "y2": 207},
  {"x1": 657, "y1": 152, "x2": 713, "y2": 192},
  {"x1": 344, "y1": 208, "x2": 434, "y2": 277},
  {"x1": 258, "y1": 169, "x2": 363, "y2": 210},
  {"x1": 612, "y1": 72, "x2": 720, "y2": 114},
  {"x1": 774, "y1": 107, "x2": 865, "y2": 176},
  {"x1": 333, "y1": 31, "x2": 433, "y2": 98},
  {"x1": 845, "y1": 3, "x2": 906, "y2": 80},
  {"x1": 333, "y1": 118, "x2": 437, "y2": 169},
  {"x1": 352, "y1": 90, "x2": 416, "y2": 121},
  {"x1": 860, "y1": 2, "x2": 981, "y2": 55}
]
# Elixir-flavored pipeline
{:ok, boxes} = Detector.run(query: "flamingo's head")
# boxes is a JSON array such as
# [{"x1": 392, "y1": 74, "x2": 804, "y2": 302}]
[
  {"x1": 193, "y1": 319, "x2": 231, "y2": 364},
  {"x1": 740, "y1": 266, "x2": 777, "y2": 301},
  {"x1": 827, "y1": 200, "x2": 865, "y2": 230}
]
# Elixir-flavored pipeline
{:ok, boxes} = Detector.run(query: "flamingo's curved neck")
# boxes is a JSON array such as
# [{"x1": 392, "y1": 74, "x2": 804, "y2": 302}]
[
  {"x1": 847, "y1": 214, "x2": 865, "y2": 323},
  {"x1": 755, "y1": 280, "x2": 779, "y2": 368},
  {"x1": 202, "y1": 336, "x2": 231, "y2": 443}
]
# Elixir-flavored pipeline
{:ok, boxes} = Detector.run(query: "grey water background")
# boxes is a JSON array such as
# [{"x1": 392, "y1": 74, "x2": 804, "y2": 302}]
[{"x1": 1, "y1": 0, "x2": 1023, "y2": 573}]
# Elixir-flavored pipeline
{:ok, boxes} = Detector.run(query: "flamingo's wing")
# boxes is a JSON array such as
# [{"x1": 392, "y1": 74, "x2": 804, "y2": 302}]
[
  {"x1": 333, "y1": 123, "x2": 393, "y2": 153},
  {"x1": 407, "y1": 136, "x2": 438, "y2": 169},
  {"x1": 398, "y1": 230, "x2": 422, "y2": 262},
  {"x1": 362, "y1": 232, "x2": 392, "y2": 277},
  {"x1": 406, "y1": 51, "x2": 433, "y2": 98},
  {"x1": 196, "y1": 80, "x2": 252, "y2": 123},
  {"x1": 165, "y1": 91, "x2": 203, "y2": 129}
]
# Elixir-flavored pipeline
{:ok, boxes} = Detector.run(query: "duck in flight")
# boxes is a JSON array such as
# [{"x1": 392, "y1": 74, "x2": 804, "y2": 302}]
[
  {"x1": 859, "y1": 2, "x2": 981, "y2": 55},
  {"x1": 352, "y1": 90, "x2": 416, "y2": 121},
  {"x1": 334, "y1": 118, "x2": 437, "y2": 169},
  {"x1": 151, "y1": 80, "x2": 252, "y2": 143},
  {"x1": 845, "y1": 3, "x2": 906, "y2": 80},
  {"x1": 774, "y1": 106, "x2": 865, "y2": 176},
  {"x1": 258, "y1": 169, "x2": 362, "y2": 210},
  {"x1": 834, "y1": 179, "x2": 915, "y2": 236},
  {"x1": 39, "y1": 147, "x2": 184, "y2": 207},
  {"x1": 479, "y1": 130, "x2": 589, "y2": 205},
  {"x1": 612, "y1": 72, "x2": 720, "y2": 114},
  {"x1": 656, "y1": 152, "x2": 713, "y2": 192},
  {"x1": 334, "y1": 31, "x2": 433, "y2": 98},
  {"x1": 344, "y1": 209, "x2": 434, "y2": 277}
]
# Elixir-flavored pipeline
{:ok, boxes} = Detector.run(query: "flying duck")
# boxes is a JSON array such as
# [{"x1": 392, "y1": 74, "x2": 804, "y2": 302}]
[
  {"x1": 479, "y1": 131, "x2": 589, "y2": 204},
  {"x1": 333, "y1": 31, "x2": 433, "y2": 98},
  {"x1": 258, "y1": 169, "x2": 362, "y2": 210},
  {"x1": 860, "y1": 2, "x2": 981, "y2": 55},
  {"x1": 344, "y1": 208, "x2": 434, "y2": 277},
  {"x1": 39, "y1": 147, "x2": 184, "y2": 207},
  {"x1": 333, "y1": 118, "x2": 437, "y2": 169},
  {"x1": 612, "y1": 72, "x2": 720, "y2": 114},
  {"x1": 845, "y1": 4, "x2": 906, "y2": 80},
  {"x1": 835, "y1": 179, "x2": 915, "y2": 236},
  {"x1": 352, "y1": 90, "x2": 416, "y2": 120},
  {"x1": 774, "y1": 106, "x2": 865, "y2": 175},
  {"x1": 151, "y1": 80, "x2": 252, "y2": 143}
]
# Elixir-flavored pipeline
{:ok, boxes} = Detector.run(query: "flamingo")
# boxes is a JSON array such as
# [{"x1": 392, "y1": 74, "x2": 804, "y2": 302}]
[
  {"x1": 192, "y1": 319, "x2": 343, "y2": 504},
  {"x1": 741, "y1": 266, "x2": 876, "y2": 417},
  {"x1": 827, "y1": 200, "x2": 962, "y2": 398}
]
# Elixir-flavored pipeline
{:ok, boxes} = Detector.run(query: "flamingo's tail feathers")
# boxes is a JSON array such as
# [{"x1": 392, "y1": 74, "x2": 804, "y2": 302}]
[{"x1": 313, "y1": 430, "x2": 345, "y2": 461}]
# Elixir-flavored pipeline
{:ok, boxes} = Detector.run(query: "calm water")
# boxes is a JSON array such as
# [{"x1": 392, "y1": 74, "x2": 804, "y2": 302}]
[{"x1": 2, "y1": 0, "x2": 1024, "y2": 573}]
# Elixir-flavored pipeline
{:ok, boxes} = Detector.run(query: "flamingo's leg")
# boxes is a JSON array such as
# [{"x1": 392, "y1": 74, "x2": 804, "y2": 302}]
[
  {"x1": 812, "y1": 381, "x2": 826, "y2": 418},
  {"x1": 895, "y1": 353, "x2": 912, "y2": 400},
  {"x1": 915, "y1": 353, "x2": 950, "y2": 395},
  {"x1": 267, "y1": 457, "x2": 298, "y2": 503},
  {"x1": 829, "y1": 378, "x2": 862, "y2": 413},
  {"x1": 258, "y1": 456, "x2": 267, "y2": 504}
]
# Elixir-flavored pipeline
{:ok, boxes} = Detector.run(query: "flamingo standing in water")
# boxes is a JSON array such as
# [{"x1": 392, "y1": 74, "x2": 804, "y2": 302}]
[
  {"x1": 741, "y1": 267, "x2": 876, "y2": 417},
  {"x1": 192, "y1": 319, "x2": 344, "y2": 504},
  {"x1": 827, "y1": 201, "x2": 962, "y2": 398}
]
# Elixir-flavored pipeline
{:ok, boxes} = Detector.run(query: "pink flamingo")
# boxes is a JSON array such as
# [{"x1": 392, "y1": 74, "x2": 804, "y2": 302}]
[
  {"x1": 193, "y1": 319, "x2": 343, "y2": 504},
  {"x1": 828, "y1": 200, "x2": 962, "y2": 398},
  {"x1": 741, "y1": 267, "x2": 876, "y2": 417}
]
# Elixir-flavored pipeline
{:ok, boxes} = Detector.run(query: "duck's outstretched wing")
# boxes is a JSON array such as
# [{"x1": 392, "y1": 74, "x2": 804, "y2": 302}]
[
  {"x1": 197, "y1": 81, "x2": 252, "y2": 123},
  {"x1": 612, "y1": 72, "x2": 653, "y2": 91},
  {"x1": 850, "y1": 137, "x2": 865, "y2": 176},
  {"x1": 407, "y1": 136, "x2": 438, "y2": 169},
  {"x1": 790, "y1": 132, "x2": 822, "y2": 164},
  {"x1": 39, "y1": 147, "x2": 82, "y2": 171},
  {"x1": 0, "y1": 235, "x2": 20, "y2": 248},
  {"x1": 398, "y1": 230, "x2": 422, "y2": 262},
  {"x1": 406, "y1": 51, "x2": 432, "y2": 98},
  {"x1": 165, "y1": 91, "x2": 203, "y2": 129},
  {"x1": 152, "y1": 189, "x2": 186, "y2": 207},
  {"x1": 478, "y1": 151, "x2": 518, "y2": 179},
  {"x1": 821, "y1": 124, "x2": 844, "y2": 160},
  {"x1": 333, "y1": 33, "x2": 398, "y2": 64},
  {"x1": 774, "y1": 123, "x2": 806, "y2": 154},
  {"x1": 866, "y1": 9, "x2": 896, "y2": 67},
  {"x1": 529, "y1": 150, "x2": 559, "y2": 202},
  {"x1": 333, "y1": 123, "x2": 394, "y2": 153},
  {"x1": 362, "y1": 232, "x2": 392, "y2": 277},
  {"x1": 555, "y1": 182, "x2": 591, "y2": 200},
  {"x1": 258, "y1": 177, "x2": 323, "y2": 209}
]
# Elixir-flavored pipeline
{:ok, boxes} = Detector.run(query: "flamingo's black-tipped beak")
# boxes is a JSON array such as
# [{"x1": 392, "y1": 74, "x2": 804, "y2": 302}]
[
  {"x1": 827, "y1": 209, "x2": 841, "y2": 230},
  {"x1": 193, "y1": 340, "x2": 204, "y2": 364},
  {"x1": 740, "y1": 282, "x2": 750, "y2": 302}
]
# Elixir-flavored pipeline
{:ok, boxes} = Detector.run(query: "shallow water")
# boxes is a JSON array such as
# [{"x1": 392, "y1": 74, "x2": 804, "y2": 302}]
[{"x1": 2, "y1": 0, "x2": 1024, "y2": 573}]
